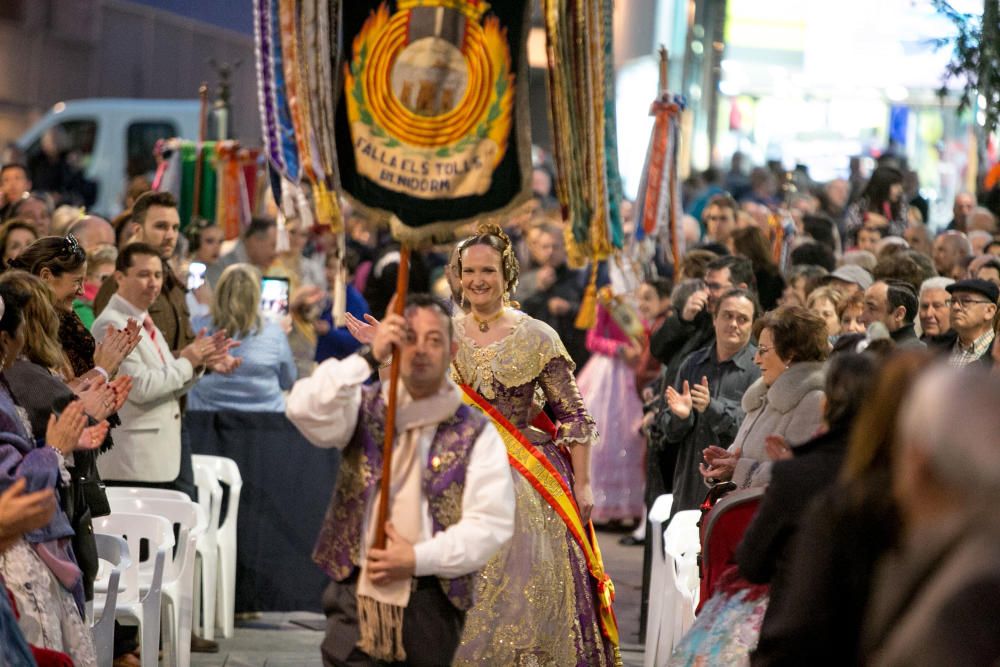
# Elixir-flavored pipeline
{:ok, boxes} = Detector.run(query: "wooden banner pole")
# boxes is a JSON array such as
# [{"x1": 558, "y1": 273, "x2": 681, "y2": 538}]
[{"x1": 373, "y1": 245, "x2": 411, "y2": 549}]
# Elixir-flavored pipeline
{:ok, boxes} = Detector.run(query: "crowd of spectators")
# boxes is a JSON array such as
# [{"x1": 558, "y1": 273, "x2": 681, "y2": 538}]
[{"x1": 1, "y1": 143, "x2": 1000, "y2": 664}]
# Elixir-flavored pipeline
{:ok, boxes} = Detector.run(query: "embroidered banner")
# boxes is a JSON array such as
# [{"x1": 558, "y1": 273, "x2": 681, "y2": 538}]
[
  {"x1": 458, "y1": 383, "x2": 620, "y2": 647},
  {"x1": 336, "y1": 0, "x2": 532, "y2": 240}
]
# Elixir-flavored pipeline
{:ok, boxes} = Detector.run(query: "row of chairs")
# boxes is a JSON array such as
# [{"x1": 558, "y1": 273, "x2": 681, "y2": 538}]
[{"x1": 87, "y1": 455, "x2": 243, "y2": 667}]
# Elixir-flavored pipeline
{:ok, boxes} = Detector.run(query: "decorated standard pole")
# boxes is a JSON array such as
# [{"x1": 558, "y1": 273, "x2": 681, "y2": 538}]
[
  {"x1": 192, "y1": 82, "x2": 209, "y2": 225},
  {"x1": 373, "y1": 245, "x2": 410, "y2": 550}
]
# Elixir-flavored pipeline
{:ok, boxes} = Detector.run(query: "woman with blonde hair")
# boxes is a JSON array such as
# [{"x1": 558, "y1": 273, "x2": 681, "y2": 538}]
[
  {"x1": 187, "y1": 263, "x2": 296, "y2": 412},
  {"x1": 806, "y1": 286, "x2": 845, "y2": 340}
]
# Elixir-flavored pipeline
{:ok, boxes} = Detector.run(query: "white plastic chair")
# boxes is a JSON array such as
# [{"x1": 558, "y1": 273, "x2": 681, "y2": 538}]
[
  {"x1": 105, "y1": 487, "x2": 191, "y2": 504},
  {"x1": 192, "y1": 454, "x2": 242, "y2": 638},
  {"x1": 93, "y1": 513, "x2": 173, "y2": 667},
  {"x1": 191, "y1": 464, "x2": 223, "y2": 640},
  {"x1": 664, "y1": 509, "x2": 703, "y2": 604},
  {"x1": 106, "y1": 484, "x2": 220, "y2": 639},
  {"x1": 645, "y1": 505, "x2": 701, "y2": 666},
  {"x1": 107, "y1": 496, "x2": 203, "y2": 667},
  {"x1": 644, "y1": 494, "x2": 672, "y2": 667},
  {"x1": 90, "y1": 533, "x2": 130, "y2": 667}
]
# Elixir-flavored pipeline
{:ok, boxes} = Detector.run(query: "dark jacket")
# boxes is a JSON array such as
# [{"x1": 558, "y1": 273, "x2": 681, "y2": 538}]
[
  {"x1": 650, "y1": 308, "x2": 716, "y2": 387},
  {"x1": 755, "y1": 268, "x2": 785, "y2": 313},
  {"x1": 652, "y1": 342, "x2": 760, "y2": 513},
  {"x1": 750, "y1": 469, "x2": 900, "y2": 667},
  {"x1": 737, "y1": 426, "x2": 849, "y2": 585},
  {"x1": 521, "y1": 263, "x2": 588, "y2": 368},
  {"x1": 926, "y1": 329, "x2": 995, "y2": 365},
  {"x1": 889, "y1": 323, "x2": 925, "y2": 350},
  {"x1": 315, "y1": 285, "x2": 370, "y2": 363},
  {"x1": 862, "y1": 513, "x2": 1000, "y2": 667},
  {"x1": 363, "y1": 244, "x2": 430, "y2": 320}
]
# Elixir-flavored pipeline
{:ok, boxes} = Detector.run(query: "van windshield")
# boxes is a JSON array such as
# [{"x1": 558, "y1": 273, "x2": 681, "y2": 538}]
[{"x1": 127, "y1": 121, "x2": 178, "y2": 178}]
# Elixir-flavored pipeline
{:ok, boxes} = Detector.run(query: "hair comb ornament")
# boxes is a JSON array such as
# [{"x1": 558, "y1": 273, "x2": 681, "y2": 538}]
[{"x1": 474, "y1": 221, "x2": 520, "y2": 296}]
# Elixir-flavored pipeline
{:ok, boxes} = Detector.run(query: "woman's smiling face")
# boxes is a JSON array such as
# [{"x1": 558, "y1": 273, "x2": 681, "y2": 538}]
[{"x1": 460, "y1": 243, "x2": 505, "y2": 311}]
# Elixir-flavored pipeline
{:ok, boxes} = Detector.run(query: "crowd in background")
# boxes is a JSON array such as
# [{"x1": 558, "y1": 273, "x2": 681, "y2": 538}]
[{"x1": 1, "y1": 141, "x2": 1000, "y2": 665}]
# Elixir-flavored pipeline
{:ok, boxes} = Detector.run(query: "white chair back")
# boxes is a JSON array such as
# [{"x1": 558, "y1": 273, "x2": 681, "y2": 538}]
[
  {"x1": 191, "y1": 465, "x2": 223, "y2": 640},
  {"x1": 93, "y1": 512, "x2": 173, "y2": 667},
  {"x1": 107, "y1": 496, "x2": 202, "y2": 667},
  {"x1": 92, "y1": 533, "x2": 130, "y2": 667},
  {"x1": 664, "y1": 509, "x2": 702, "y2": 600},
  {"x1": 645, "y1": 504, "x2": 700, "y2": 665},
  {"x1": 192, "y1": 454, "x2": 242, "y2": 638}
]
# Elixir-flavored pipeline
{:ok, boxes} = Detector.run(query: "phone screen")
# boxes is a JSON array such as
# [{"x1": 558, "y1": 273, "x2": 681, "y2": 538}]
[
  {"x1": 260, "y1": 277, "x2": 291, "y2": 319},
  {"x1": 187, "y1": 262, "x2": 207, "y2": 291}
]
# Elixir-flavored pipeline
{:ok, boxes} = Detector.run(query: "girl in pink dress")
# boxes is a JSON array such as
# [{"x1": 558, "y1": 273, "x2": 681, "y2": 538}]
[{"x1": 576, "y1": 297, "x2": 647, "y2": 524}]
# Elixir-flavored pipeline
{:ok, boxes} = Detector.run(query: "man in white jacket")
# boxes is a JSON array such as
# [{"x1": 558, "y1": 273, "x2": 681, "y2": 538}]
[
  {"x1": 92, "y1": 242, "x2": 215, "y2": 489},
  {"x1": 287, "y1": 294, "x2": 514, "y2": 667}
]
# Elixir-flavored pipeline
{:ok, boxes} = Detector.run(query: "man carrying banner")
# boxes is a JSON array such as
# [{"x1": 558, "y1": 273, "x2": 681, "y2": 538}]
[{"x1": 286, "y1": 294, "x2": 515, "y2": 667}]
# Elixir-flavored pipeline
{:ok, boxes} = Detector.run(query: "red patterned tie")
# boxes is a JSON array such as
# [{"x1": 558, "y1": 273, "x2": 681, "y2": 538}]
[{"x1": 142, "y1": 315, "x2": 166, "y2": 365}]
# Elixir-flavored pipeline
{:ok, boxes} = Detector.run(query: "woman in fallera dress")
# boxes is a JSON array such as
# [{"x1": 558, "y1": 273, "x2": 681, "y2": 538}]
[
  {"x1": 449, "y1": 224, "x2": 619, "y2": 666},
  {"x1": 345, "y1": 224, "x2": 620, "y2": 665}
]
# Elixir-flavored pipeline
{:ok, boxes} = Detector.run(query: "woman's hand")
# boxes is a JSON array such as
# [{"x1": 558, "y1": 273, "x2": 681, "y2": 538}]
[
  {"x1": 77, "y1": 420, "x2": 110, "y2": 451},
  {"x1": 619, "y1": 339, "x2": 643, "y2": 366},
  {"x1": 93, "y1": 319, "x2": 142, "y2": 376},
  {"x1": 0, "y1": 478, "x2": 56, "y2": 551},
  {"x1": 46, "y1": 401, "x2": 88, "y2": 456},
  {"x1": 573, "y1": 480, "x2": 594, "y2": 525},
  {"x1": 76, "y1": 379, "x2": 117, "y2": 421},
  {"x1": 699, "y1": 445, "x2": 740, "y2": 482},
  {"x1": 765, "y1": 435, "x2": 793, "y2": 462},
  {"x1": 109, "y1": 375, "x2": 133, "y2": 412}
]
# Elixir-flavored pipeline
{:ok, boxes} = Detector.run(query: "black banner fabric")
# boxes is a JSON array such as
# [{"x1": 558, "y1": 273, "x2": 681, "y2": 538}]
[{"x1": 335, "y1": 0, "x2": 532, "y2": 235}]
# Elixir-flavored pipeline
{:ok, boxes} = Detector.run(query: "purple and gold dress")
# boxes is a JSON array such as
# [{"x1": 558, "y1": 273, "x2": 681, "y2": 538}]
[{"x1": 451, "y1": 311, "x2": 620, "y2": 666}]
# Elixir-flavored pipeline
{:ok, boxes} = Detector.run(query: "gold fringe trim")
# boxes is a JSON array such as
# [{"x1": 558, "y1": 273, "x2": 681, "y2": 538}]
[
  {"x1": 356, "y1": 594, "x2": 406, "y2": 662},
  {"x1": 575, "y1": 262, "x2": 599, "y2": 330}
]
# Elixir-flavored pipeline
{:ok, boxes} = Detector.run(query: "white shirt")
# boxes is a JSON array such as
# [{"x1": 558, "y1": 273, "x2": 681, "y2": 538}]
[{"x1": 286, "y1": 354, "x2": 515, "y2": 578}]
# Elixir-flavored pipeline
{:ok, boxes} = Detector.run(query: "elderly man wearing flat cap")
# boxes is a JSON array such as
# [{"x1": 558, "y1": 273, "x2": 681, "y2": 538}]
[{"x1": 940, "y1": 278, "x2": 998, "y2": 366}]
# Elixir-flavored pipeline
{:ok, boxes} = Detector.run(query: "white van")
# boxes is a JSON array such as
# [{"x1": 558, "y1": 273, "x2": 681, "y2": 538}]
[{"x1": 16, "y1": 98, "x2": 200, "y2": 218}]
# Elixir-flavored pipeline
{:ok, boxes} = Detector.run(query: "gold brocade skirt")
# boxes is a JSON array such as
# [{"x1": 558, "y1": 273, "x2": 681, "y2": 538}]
[{"x1": 453, "y1": 444, "x2": 619, "y2": 667}]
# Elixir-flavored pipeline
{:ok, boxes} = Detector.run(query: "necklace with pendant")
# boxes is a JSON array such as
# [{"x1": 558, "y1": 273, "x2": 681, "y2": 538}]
[{"x1": 473, "y1": 308, "x2": 504, "y2": 333}]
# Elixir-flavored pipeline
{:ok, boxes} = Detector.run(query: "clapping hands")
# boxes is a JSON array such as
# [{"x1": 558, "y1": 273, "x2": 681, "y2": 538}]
[
  {"x1": 94, "y1": 319, "x2": 142, "y2": 376},
  {"x1": 699, "y1": 445, "x2": 739, "y2": 483}
]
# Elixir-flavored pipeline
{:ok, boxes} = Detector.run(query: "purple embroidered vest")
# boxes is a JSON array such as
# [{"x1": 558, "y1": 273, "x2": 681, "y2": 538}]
[{"x1": 313, "y1": 385, "x2": 489, "y2": 611}]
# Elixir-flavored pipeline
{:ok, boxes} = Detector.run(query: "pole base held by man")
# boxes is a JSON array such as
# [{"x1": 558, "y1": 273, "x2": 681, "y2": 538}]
[{"x1": 286, "y1": 294, "x2": 515, "y2": 667}]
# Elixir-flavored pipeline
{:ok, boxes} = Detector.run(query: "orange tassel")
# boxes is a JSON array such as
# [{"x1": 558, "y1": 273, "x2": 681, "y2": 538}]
[{"x1": 575, "y1": 263, "x2": 599, "y2": 330}]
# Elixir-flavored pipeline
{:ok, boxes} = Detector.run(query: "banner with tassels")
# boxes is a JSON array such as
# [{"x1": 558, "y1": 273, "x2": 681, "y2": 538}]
[
  {"x1": 335, "y1": 0, "x2": 533, "y2": 242},
  {"x1": 152, "y1": 139, "x2": 259, "y2": 239},
  {"x1": 634, "y1": 48, "x2": 686, "y2": 279},
  {"x1": 539, "y1": 0, "x2": 623, "y2": 330},
  {"x1": 544, "y1": 0, "x2": 623, "y2": 271}
]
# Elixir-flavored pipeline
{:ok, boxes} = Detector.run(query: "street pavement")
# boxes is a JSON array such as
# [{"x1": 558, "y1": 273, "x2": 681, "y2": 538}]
[{"x1": 192, "y1": 528, "x2": 646, "y2": 666}]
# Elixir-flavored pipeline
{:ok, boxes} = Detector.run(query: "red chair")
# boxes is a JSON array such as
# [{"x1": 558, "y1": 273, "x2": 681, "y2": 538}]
[{"x1": 697, "y1": 487, "x2": 764, "y2": 612}]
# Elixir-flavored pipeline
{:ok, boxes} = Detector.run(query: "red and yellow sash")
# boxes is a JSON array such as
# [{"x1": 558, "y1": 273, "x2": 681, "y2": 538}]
[{"x1": 459, "y1": 384, "x2": 620, "y2": 647}]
